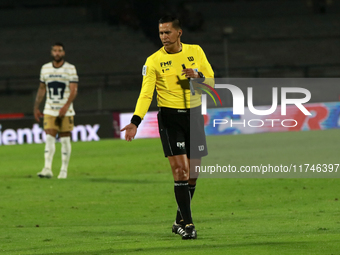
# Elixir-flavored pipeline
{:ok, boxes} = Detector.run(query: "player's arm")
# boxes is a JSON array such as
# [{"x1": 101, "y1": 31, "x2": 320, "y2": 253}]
[
  {"x1": 33, "y1": 82, "x2": 46, "y2": 122},
  {"x1": 121, "y1": 59, "x2": 156, "y2": 141},
  {"x1": 59, "y1": 82, "x2": 78, "y2": 117}
]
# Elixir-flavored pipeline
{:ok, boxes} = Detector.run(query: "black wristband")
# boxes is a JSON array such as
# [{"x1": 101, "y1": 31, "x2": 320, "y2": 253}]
[{"x1": 131, "y1": 115, "x2": 142, "y2": 128}]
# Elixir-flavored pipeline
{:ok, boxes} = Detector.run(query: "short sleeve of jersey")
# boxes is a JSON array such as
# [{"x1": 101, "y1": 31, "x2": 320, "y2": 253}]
[
  {"x1": 69, "y1": 65, "x2": 79, "y2": 83},
  {"x1": 39, "y1": 67, "x2": 45, "y2": 83}
]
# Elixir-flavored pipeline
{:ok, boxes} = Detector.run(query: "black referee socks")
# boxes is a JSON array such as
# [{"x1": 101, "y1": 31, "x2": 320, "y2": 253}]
[
  {"x1": 189, "y1": 184, "x2": 196, "y2": 198},
  {"x1": 174, "y1": 181, "x2": 193, "y2": 225},
  {"x1": 176, "y1": 184, "x2": 196, "y2": 224}
]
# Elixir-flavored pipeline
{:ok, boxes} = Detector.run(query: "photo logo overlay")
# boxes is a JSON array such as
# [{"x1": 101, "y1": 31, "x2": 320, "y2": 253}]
[
  {"x1": 194, "y1": 81, "x2": 223, "y2": 112},
  {"x1": 190, "y1": 78, "x2": 340, "y2": 179},
  {"x1": 199, "y1": 83, "x2": 311, "y2": 118}
]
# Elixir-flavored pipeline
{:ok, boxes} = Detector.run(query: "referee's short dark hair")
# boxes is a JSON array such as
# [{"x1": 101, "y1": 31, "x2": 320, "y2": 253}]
[
  {"x1": 52, "y1": 42, "x2": 65, "y2": 50},
  {"x1": 159, "y1": 15, "x2": 181, "y2": 30}
]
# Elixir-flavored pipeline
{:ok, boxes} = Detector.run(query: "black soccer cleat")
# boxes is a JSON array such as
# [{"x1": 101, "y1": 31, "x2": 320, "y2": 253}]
[
  {"x1": 172, "y1": 221, "x2": 186, "y2": 237},
  {"x1": 182, "y1": 224, "x2": 197, "y2": 240}
]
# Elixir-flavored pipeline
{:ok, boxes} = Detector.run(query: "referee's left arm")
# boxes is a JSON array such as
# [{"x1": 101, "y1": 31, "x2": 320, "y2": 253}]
[{"x1": 198, "y1": 46, "x2": 214, "y2": 86}]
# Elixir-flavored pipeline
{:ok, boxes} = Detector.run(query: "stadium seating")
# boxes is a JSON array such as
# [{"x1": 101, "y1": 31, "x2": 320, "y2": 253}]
[{"x1": 1, "y1": 0, "x2": 340, "y2": 114}]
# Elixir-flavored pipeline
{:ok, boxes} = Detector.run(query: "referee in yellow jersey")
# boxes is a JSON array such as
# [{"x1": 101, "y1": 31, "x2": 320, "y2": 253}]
[{"x1": 121, "y1": 15, "x2": 214, "y2": 239}]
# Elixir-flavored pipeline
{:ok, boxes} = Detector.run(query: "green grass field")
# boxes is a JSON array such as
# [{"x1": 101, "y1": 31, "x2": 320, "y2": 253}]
[{"x1": 1, "y1": 129, "x2": 340, "y2": 254}]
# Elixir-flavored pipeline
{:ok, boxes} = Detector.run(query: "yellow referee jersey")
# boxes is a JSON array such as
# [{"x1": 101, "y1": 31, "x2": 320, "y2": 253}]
[{"x1": 133, "y1": 43, "x2": 214, "y2": 119}]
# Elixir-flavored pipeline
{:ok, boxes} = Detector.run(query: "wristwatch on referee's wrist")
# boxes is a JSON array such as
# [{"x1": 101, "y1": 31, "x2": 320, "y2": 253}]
[{"x1": 197, "y1": 71, "x2": 204, "y2": 78}]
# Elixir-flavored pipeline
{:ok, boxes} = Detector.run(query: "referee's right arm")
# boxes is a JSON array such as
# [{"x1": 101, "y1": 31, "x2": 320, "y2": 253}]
[
  {"x1": 133, "y1": 58, "x2": 156, "y2": 124},
  {"x1": 121, "y1": 58, "x2": 156, "y2": 141}
]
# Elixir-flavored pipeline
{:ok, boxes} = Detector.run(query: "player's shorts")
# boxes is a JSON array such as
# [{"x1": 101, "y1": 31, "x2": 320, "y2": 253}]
[
  {"x1": 43, "y1": 114, "x2": 74, "y2": 132},
  {"x1": 157, "y1": 106, "x2": 208, "y2": 159}
]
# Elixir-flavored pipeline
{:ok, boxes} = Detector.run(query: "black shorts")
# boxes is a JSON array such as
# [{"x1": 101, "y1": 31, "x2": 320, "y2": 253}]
[{"x1": 157, "y1": 106, "x2": 208, "y2": 158}]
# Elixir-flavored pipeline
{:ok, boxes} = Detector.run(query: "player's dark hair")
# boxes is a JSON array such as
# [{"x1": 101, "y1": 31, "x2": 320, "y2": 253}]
[
  {"x1": 159, "y1": 15, "x2": 181, "y2": 30},
  {"x1": 52, "y1": 42, "x2": 65, "y2": 50}
]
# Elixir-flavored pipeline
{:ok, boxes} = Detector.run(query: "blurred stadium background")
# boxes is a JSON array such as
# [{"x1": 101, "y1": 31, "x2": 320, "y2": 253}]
[
  {"x1": 1, "y1": 2, "x2": 340, "y2": 253},
  {"x1": 0, "y1": 0, "x2": 339, "y2": 142}
]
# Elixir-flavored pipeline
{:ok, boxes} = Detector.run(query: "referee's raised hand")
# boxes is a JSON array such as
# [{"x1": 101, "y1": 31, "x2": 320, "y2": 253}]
[{"x1": 121, "y1": 123, "x2": 137, "y2": 141}]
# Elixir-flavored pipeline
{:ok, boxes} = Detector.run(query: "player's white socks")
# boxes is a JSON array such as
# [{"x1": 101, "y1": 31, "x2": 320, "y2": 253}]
[
  {"x1": 60, "y1": 136, "x2": 71, "y2": 172},
  {"x1": 44, "y1": 134, "x2": 56, "y2": 170}
]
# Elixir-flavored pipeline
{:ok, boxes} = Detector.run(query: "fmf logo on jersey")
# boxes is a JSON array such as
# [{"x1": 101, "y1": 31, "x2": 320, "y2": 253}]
[
  {"x1": 198, "y1": 83, "x2": 311, "y2": 128},
  {"x1": 0, "y1": 124, "x2": 100, "y2": 145},
  {"x1": 160, "y1": 61, "x2": 172, "y2": 67}
]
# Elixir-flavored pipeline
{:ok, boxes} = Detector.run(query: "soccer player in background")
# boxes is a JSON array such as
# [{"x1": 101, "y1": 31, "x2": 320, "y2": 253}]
[
  {"x1": 33, "y1": 42, "x2": 78, "y2": 179},
  {"x1": 121, "y1": 15, "x2": 214, "y2": 239}
]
